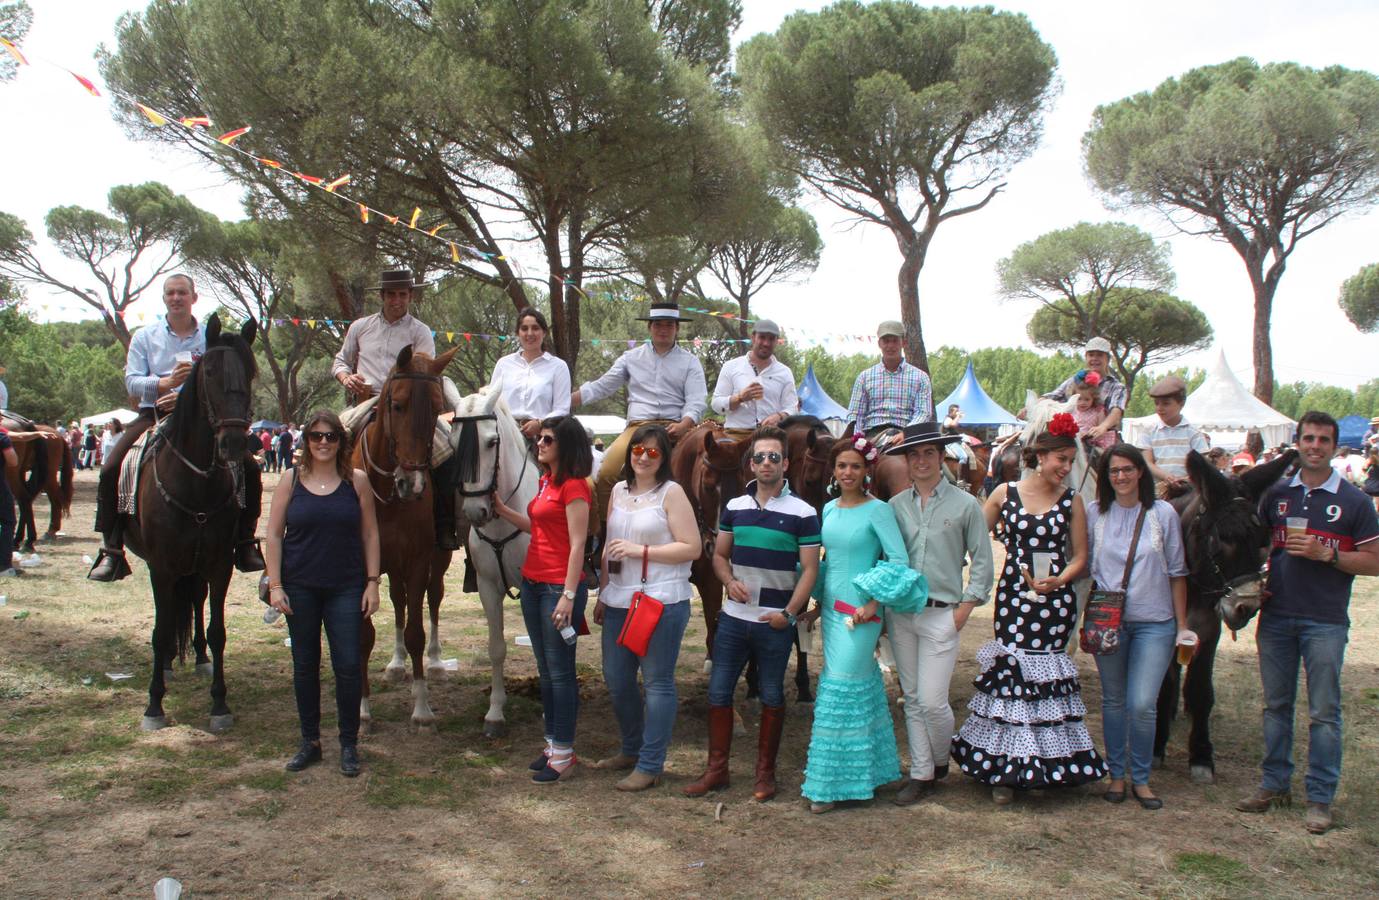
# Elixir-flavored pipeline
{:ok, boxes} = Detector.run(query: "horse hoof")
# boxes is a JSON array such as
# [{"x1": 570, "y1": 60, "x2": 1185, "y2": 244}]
[
  {"x1": 208, "y1": 714, "x2": 234, "y2": 734},
  {"x1": 385, "y1": 665, "x2": 407, "y2": 683},
  {"x1": 411, "y1": 719, "x2": 438, "y2": 735},
  {"x1": 482, "y1": 719, "x2": 507, "y2": 739},
  {"x1": 426, "y1": 665, "x2": 447, "y2": 681},
  {"x1": 141, "y1": 715, "x2": 168, "y2": 732},
  {"x1": 195, "y1": 662, "x2": 213, "y2": 676},
  {"x1": 1189, "y1": 765, "x2": 1215, "y2": 785},
  {"x1": 358, "y1": 718, "x2": 372, "y2": 736}
]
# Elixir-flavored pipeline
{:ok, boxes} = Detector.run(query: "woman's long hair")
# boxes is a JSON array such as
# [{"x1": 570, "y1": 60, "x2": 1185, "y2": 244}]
[
  {"x1": 618, "y1": 423, "x2": 672, "y2": 489},
  {"x1": 299, "y1": 410, "x2": 353, "y2": 481},
  {"x1": 542, "y1": 415, "x2": 593, "y2": 484},
  {"x1": 1094, "y1": 443, "x2": 1156, "y2": 512}
]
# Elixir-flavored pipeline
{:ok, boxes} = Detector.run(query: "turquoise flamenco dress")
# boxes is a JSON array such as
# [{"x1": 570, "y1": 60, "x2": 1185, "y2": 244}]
[{"x1": 800, "y1": 498, "x2": 924, "y2": 803}]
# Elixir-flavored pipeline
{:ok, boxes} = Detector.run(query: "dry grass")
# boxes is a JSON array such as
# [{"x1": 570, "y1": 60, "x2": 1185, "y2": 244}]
[{"x1": 1, "y1": 470, "x2": 1377, "y2": 898}]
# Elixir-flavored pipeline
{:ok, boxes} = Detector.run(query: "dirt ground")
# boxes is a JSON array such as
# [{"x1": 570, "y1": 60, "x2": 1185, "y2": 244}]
[{"x1": 1, "y1": 471, "x2": 1378, "y2": 898}]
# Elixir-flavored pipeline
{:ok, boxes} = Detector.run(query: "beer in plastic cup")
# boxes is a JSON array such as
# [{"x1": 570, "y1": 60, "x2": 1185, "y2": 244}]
[
  {"x1": 1176, "y1": 633, "x2": 1198, "y2": 665},
  {"x1": 1285, "y1": 516, "x2": 1309, "y2": 540}
]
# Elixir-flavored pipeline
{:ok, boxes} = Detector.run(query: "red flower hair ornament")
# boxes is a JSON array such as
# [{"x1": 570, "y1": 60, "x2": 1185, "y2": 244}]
[
  {"x1": 1048, "y1": 412, "x2": 1079, "y2": 438},
  {"x1": 849, "y1": 432, "x2": 881, "y2": 464}
]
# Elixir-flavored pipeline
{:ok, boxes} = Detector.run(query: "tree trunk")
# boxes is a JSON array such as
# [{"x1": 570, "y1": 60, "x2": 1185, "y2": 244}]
[
  {"x1": 105, "y1": 309, "x2": 132, "y2": 350},
  {"x1": 1250, "y1": 276, "x2": 1275, "y2": 405},
  {"x1": 897, "y1": 243, "x2": 928, "y2": 372}
]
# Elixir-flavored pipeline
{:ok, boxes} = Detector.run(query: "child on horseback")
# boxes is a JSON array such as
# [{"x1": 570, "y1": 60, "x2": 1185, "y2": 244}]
[{"x1": 1070, "y1": 370, "x2": 1118, "y2": 451}]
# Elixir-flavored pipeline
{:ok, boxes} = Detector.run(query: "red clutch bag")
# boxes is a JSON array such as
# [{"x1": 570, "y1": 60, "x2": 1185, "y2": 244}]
[{"x1": 616, "y1": 545, "x2": 664, "y2": 657}]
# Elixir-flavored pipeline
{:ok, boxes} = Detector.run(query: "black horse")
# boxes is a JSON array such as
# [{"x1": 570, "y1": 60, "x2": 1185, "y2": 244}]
[
  {"x1": 1153, "y1": 448, "x2": 1297, "y2": 782},
  {"x1": 122, "y1": 315, "x2": 257, "y2": 733}
]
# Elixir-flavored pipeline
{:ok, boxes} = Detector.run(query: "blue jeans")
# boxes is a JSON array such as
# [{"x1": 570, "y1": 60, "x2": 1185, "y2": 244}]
[
  {"x1": 601, "y1": 600, "x2": 691, "y2": 775},
  {"x1": 1094, "y1": 618, "x2": 1176, "y2": 785},
  {"x1": 1256, "y1": 614, "x2": 1349, "y2": 803},
  {"x1": 284, "y1": 582, "x2": 364, "y2": 748},
  {"x1": 520, "y1": 578, "x2": 588, "y2": 746},
  {"x1": 707, "y1": 612, "x2": 795, "y2": 708}
]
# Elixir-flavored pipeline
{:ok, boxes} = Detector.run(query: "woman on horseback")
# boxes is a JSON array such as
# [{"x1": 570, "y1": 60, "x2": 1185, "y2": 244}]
[
  {"x1": 494, "y1": 414, "x2": 593, "y2": 783},
  {"x1": 263, "y1": 410, "x2": 381, "y2": 777}
]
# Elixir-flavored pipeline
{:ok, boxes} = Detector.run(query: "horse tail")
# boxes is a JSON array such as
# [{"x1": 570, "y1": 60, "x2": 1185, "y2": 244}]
[
  {"x1": 172, "y1": 579, "x2": 196, "y2": 664},
  {"x1": 58, "y1": 437, "x2": 74, "y2": 514},
  {"x1": 23, "y1": 435, "x2": 48, "y2": 501}
]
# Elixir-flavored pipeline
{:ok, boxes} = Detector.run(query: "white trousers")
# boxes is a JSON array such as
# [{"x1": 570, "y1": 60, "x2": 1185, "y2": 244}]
[{"x1": 886, "y1": 605, "x2": 961, "y2": 780}]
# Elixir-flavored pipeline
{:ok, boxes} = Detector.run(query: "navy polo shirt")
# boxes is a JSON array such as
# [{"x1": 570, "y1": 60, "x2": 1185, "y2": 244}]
[{"x1": 1263, "y1": 469, "x2": 1379, "y2": 626}]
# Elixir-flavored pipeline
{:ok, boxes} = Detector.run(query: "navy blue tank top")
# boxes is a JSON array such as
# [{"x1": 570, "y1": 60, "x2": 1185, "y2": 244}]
[{"x1": 281, "y1": 475, "x2": 365, "y2": 590}]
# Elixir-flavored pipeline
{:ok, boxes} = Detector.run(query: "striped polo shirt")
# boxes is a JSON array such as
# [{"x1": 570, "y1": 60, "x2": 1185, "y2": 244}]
[
  {"x1": 720, "y1": 482, "x2": 821, "y2": 622},
  {"x1": 1135, "y1": 417, "x2": 1208, "y2": 479}
]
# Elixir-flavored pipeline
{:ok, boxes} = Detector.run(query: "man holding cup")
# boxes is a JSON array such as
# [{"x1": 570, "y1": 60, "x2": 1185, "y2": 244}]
[
  {"x1": 1237, "y1": 412, "x2": 1379, "y2": 833},
  {"x1": 710, "y1": 319, "x2": 799, "y2": 438},
  {"x1": 89, "y1": 274, "x2": 265, "y2": 581}
]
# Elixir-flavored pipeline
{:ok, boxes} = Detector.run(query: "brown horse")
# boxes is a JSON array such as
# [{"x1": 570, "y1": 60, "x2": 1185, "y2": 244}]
[
  {"x1": 121, "y1": 315, "x2": 257, "y2": 733},
  {"x1": 2, "y1": 425, "x2": 74, "y2": 552},
  {"x1": 353, "y1": 344, "x2": 458, "y2": 732},
  {"x1": 942, "y1": 440, "x2": 991, "y2": 497}
]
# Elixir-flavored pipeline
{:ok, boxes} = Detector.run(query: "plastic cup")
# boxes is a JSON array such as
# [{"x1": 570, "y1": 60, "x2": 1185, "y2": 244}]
[
  {"x1": 1176, "y1": 633, "x2": 1198, "y2": 666},
  {"x1": 174, "y1": 351, "x2": 193, "y2": 366},
  {"x1": 1285, "y1": 516, "x2": 1308, "y2": 539},
  {"x1": 1032, "y1": 552, "x2": 1052, "y2": 582}
]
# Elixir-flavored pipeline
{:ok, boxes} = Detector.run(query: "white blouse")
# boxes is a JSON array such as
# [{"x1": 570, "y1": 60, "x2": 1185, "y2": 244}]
[
  {"x1": 490, "y1": 350, "x2": 572, "y2": 420},
  {"x1": 600, "y1": 481, "x2": 693, "y2": 608}
]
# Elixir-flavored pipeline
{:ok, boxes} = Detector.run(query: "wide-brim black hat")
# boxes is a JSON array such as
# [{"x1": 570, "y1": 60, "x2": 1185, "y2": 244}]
[
  {"x1": 884, "y1": 421, "x2": 961, "y2": 455},
  {"x1": 636, "y1": 301, "x2": 693, "y2": 322},
  {"x1": 370, "y1": 268, "x2": 431, "y2": 291}
]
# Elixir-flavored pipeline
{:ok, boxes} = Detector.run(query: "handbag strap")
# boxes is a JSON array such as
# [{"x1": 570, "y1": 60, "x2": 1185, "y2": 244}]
[
  {"x1": 1119, "y1": 506, "x2": 1149, "y2": 592},
  {"x1": 641, "y1": 543, "x2": 649, "y2": 586}
]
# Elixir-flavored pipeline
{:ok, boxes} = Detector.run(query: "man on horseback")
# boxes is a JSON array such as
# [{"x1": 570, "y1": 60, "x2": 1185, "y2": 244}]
[
  {"x1": 710, "y1": 319, "x2": 798, "y2": 439},
  {"x1": 1038, "y1": 337, "x2": 1125, "y2": 442},
  {"x1": 331, "y1": 267, "x2": 461, "y2": 550},
  {"x1": 89, "y1": 274, "x2": 265, "y2": 581},
  {"x1": 572, "y1": 300, "x2": 707, "y2": 527},
  {"x1": 846, "y1": 320, "x2": 934, "y2": 445}
]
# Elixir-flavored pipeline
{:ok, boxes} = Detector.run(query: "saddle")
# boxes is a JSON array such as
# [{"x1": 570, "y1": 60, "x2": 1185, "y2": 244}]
[
  {"x1": 0, "y1": 411, "x2": 38, "y2": 432},
  {"x1": 117, "y1": 421, "x2": 248, "y2": 518},
  {"x1": 340, "y1": 376, "x2": 460, "y2": 467}
]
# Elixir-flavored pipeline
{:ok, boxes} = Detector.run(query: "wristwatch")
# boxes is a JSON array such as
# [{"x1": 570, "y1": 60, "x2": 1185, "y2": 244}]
[
  {"x1": 782, "y1": 609, "x2": 798, "y2": 626},
  {"x1": 562, "y1": 589, "x2": 577, "y2": 601}
]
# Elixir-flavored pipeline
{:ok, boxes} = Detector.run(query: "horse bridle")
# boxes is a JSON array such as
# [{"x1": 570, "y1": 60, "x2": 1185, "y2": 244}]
[
  {"x1": 361, "y1": 371, "x2": 442, "y2": 501},
  {"x1": 452, "y1": 410, "x2": 533, "y2": 599},
  {"x1": 1188, "y1": 496, "x2": 1269, "y2": 600}
]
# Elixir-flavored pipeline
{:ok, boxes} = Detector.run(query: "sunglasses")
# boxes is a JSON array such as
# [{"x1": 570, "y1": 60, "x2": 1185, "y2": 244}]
[
  {"x1": 307, "y1": 431, "x2": 342, "y2": 444},
  {"x1": 537, "y1": 434, "x2": 556, "y2": 446},
  {"x1": 630, "y1": 444, "x2": 662, "y2": 460},
  {"x1": 751, "y1": 451, "x2": 783, "y2": 464}
]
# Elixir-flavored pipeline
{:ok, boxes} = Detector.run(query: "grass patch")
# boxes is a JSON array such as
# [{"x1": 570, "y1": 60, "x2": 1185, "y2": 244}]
[
  {"x1": 235, "y1": 797, "x2": 285, "y2": 821},
  {"x1": 130, "y1": 766, "x2": 199, "y2": 804},
  {"x1": 1174, "y1": 852, "x2": 1248, "y2": 887},
  {"x1": 440, "y1": 751, "x2": 502, "y2": 771},
  {"x1": 239, "y1": 770, "x2": 289, "y2": 792}
]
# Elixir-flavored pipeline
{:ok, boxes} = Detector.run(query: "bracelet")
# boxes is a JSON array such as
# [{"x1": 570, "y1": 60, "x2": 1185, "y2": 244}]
[{"x1": 269, "y1": 582, "x2": 282, "y2": 591}]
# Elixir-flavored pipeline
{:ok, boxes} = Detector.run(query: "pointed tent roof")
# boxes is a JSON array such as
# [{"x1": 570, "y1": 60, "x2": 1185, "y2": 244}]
[
  {"x1": 936, "y1": 361, "x2": 1020, "y2": 426},
  {"x1": 1124, "y1": 349, "x2": 1296, "y2": 449},
  {"x1": 797, "y1": 363, "x2": 849, "y2": 422}
]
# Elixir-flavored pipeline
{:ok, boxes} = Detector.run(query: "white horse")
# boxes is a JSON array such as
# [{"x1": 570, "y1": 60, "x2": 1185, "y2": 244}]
[{"x1": 449, "y1": 383, "x2": 539, "y2": 738}]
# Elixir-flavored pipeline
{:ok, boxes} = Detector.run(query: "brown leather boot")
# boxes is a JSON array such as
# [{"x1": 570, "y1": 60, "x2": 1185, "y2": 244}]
[
  {"x1": 683, "y1": 706, "x2": 734, "y2": 798},
  {"x1": 753, "y1": 705, "x2": 786, "y2": 802}
]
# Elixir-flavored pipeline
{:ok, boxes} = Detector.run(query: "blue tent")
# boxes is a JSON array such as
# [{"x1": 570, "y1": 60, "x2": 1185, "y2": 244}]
[
  {"x1": 797, "y1": 364, "x2": 849, "y2": 424},
  {"x1": 1337, "y1": 414, "x2": 1369, "y2": 449},
  {"x1": 936, "y1": 361, "x2": 1019, "y2": 426}
]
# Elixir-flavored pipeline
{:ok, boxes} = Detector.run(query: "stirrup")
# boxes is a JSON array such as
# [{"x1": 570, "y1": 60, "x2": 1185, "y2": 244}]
[
  {"x1": 88, "y1": 547, "x2": 132, "y2": 582},
  {"x1": 235, "y1": 538, "x2": 266, "y2": 573}
]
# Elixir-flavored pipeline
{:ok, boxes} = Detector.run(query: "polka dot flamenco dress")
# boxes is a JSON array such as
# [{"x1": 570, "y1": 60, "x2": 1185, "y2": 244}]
[{"x1": 951, "y1": 484, "x2": 1105, "y2": 789}]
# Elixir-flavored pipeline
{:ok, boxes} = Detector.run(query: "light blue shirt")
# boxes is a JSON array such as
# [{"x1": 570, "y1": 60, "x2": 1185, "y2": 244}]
[
  {"x1": 125, "y1": 319, "x2": 207, "y2": 409},
  {"x1": 1086, "y1": 499, "x2": 1187, "y2": 622},
  {"x1": 579, "y1": 342, "x2": 706, "y2": 422}
]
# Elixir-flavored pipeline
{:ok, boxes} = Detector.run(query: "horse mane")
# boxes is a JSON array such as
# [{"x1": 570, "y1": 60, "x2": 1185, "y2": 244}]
[
  {"x1": 168, "y1": 327, "x2": 257, "y2": 447},
  {"x1": 454, "y1": 385, "x2": 524, "y2": 486}
]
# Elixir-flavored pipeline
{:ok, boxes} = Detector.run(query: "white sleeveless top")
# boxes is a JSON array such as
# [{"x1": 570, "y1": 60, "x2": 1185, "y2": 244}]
[{"x1": 601, "y1": 480, "x2": 693, "y2": 608}]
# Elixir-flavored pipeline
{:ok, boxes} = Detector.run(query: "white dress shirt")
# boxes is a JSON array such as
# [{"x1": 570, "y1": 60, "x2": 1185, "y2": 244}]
[
  {"x1": 711, "y1": 354, "x2": 799, "y2": 428},
  {"x1": 330, "y1": 312, "x2": 436, "y2": 394},
  {"x1": 579, "y1": 342, "x2": 707, "y2": 422},
  {"x1": 125, "y1": 319, "x2": 207, "y2": 409},
  {"x1": 490, "y1": 350, "x2": 572, "y2": 420}
]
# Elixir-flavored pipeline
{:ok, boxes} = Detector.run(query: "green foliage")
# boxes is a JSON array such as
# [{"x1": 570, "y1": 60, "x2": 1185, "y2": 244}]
[
  {"x1": 1084, "y1": 58, "x2": 1379, "y2": 401},
  {"x1": 707, "y1": 196, "x2": 821, "y2": 335},
  {"x1": 1026, "y1": 288, "x2": 1211, "y2": 401},
  {"x1": 0, "y1": 306, "x2": 127, "y2": 423},
  {"x1": 1269, "y1": 381, "x2": 1364, "y2": 420},
  {"x1": 0, "y1": 2, "x2": 32, "y2": 83},
  {"x1": 1339, "y1": 262, "x2": 1379, "y2": 333},
  {"x1": 739, "y1": 1, "x2": 1057, "y2": 368}
]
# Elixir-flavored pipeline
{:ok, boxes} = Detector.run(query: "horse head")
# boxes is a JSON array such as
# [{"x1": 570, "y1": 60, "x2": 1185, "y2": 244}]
[
  {"x1": 782, "y1": 416, "x2": 834, "y2": 513},
  {"x1": 175, "y1": 314, "x2": 257, "y2": 464},
  {"x1": 451, "y1": 381, "x2": 520, "y2": 526},
  {"x1": 1183, "y1": 448, "x2": 1297, "y2": 631},
  {"x1": 376, "y1": 344, "x2": 457, "y2": 501}
]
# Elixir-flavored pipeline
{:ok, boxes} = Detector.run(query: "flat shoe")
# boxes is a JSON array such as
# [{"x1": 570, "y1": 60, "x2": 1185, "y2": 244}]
[
  {"x1": 1132, "y1": 787, "x2": 1162, "y2": 810},
  {"x1": 615, "y1": 770, "x2": 660, "y2": 792},
  {"x1": 1103, "y1": 789, "x2": 1126, "y2": 804},
  {"x1": 285, "y1": 742, "x2": 322, "y2": 772},
  {"x1": 809, "y1": 802, "x2": 835, "y2": 814}
]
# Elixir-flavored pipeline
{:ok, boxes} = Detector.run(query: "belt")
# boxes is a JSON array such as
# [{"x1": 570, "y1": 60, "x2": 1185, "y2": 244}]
[{"x1": 926, "y1": 599, "x2": 955, "y2": 609}]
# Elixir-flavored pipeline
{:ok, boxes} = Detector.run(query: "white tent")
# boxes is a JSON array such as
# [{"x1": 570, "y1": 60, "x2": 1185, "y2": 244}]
[
  {"x1": 574, "y1": 414, "x2": 627, "y2": 437},
  {"x1": 80, "y1": 407, "x2": 141, "y2": 429},
  {"x1": 1123, "y1": 350, "x2": 1296, "y2": 451}
]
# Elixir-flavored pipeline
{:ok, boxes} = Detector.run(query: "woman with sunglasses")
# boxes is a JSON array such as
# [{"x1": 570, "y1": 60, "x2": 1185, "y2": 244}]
[
  {"x1": 591, "y1": 425, "x2": 700, "y2": 791},
  {"x1": 1087, "y1": 444, "x2": 1191, "y2": 809},
  {"x1": 490, "y1": 307, "x2": 572, "y2": 441},
  {"x1": 493, "y1": 415, "x2": 593, "y2": 783},
  {"x1": 263, "y1": 410, "x2": 381, "y2": 777}
]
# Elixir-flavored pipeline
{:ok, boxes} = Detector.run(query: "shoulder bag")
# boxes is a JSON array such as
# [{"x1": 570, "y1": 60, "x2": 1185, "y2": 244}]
[
  {"x1": 615, "y1": 545, "x2": 665, "y2": 657},
  {"x1": 1079, "y1": 505, "x2": 1147, "y2": 656}
]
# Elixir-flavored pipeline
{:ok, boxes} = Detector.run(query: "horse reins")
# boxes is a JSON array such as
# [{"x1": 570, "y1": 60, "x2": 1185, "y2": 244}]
[
  {"x1": 361, "y1": 370, "x2": 442, "y2": 504},
  {"x1": 453, "y1": 409, "x2": 533, "y2": 599}
]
